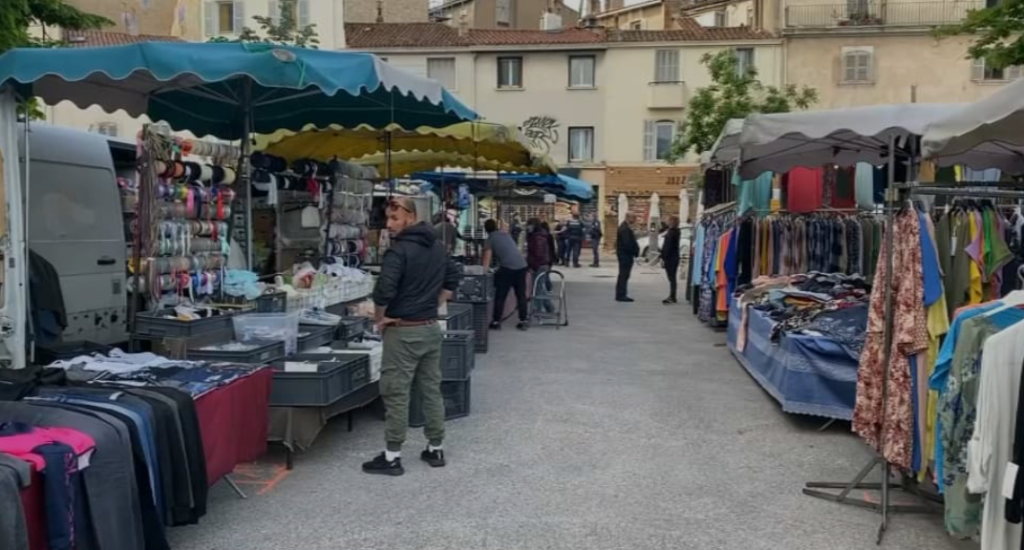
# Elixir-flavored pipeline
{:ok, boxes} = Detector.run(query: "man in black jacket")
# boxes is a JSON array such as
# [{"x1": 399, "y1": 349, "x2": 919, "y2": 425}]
[
  {"x1": 616, "y1": 212, "x2": 640, "y2": 302},
  {"x1": 662, "y1": 215, "x2": 682, "y2": 305},
  {"x1": 363, "y1": 197, "x2": 461, "y2": 477}
]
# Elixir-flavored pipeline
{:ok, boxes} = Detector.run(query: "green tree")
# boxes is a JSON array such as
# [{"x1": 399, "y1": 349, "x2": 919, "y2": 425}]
[
  {"x1": 0, "y1": 0, "x2": 112, "y2": 119},
  {"x1": 208, "y1": 0, "x2": 320, "y2": 48},
  {"x1": 670, "y1": 49, "x2": 818, "y2": 159},
  {"x1": 938, "y1": 1, "x2": 1024, "y2": 70}
]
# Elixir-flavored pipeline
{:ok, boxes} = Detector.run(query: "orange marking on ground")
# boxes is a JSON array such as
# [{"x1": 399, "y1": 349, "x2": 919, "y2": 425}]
[{"x1": 256, "y1": 467, "x2": 291, "y2": 495}]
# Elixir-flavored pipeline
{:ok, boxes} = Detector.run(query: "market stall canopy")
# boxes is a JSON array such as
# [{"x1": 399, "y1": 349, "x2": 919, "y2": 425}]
[
  {"x1": 737, "y1": 104, "x2": 964, "y2": 179},
  {"x1": 353, "y1": 149, "x2": 556, "y2": 177},
  {"x1": 255, "y1": 122, "x2": 552, "y2": 174},
  {"x1": 922, "y1": 78, "x2": 1024, "y2": 173},
  {"x1": 0, "y1": 42, "x2": 477, "y2": 139},
  {"x1": 412, "y1": 171, "x2": 593, "y2": 201},
  {"x1": 707, "y1": 118, "x2": 745, "y2": 167}
]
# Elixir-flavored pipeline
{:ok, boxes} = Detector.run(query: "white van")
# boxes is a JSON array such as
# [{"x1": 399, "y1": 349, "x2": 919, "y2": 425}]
[{"x1": 18, "y1": 124, "x2": 130, "y2": 345}]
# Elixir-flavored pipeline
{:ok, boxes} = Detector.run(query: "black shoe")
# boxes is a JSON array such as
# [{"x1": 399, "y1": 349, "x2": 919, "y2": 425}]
[
  {"x1": 362, "y1": 453, "x2": 404, "y2": 476},
  {"x1": 663, "y1": 298, "x2": 677, "y2": 305},
  {"x1": 489, "y1": 321, "x2": 502, "y2": 330},
  {"x1": 590, "y1": 264, "x2": 599, "y2": 268},
  {"x1": 574, "y1": 264, "x2": 581, "y2": 268},
  {"x1": 616, "y1": 297, "x2": 635, "y2": 303},
  {"x1": 421, "y1": 448, "x2": 446, "y2": 468},
  {"x1": 516, "y1": 321, "x2": 529, "y2": 331}
]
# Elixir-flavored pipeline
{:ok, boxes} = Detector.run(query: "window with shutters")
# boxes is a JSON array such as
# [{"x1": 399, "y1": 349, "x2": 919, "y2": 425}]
[
  {"x1": 496, "y1": 0, "x2": 511, "y2": 25},
  {"x1": 654, "y1": 50, "x2": 680, "y2": 83},
  {"x1": 643, "y1": 120, "x2": 676, "y2": 161},
  {"x1": 713, "y1": 11, "x2": 726, "y2": 27},
  {"x1": 735, "y1": 48, "x2": 755, "y2": 77},
  {"x1": 568, "y1": 56, "x2": 596, "y2": 88},
  {"x1": 205, "y1": 1, "x2": 244, "y2": 35},
  {"x1": 497, "y1": 57, "x2": 523, "y2": 89},
  {"x1": 269, "y1": 0, "x2": 310, "y2": 28},
  {"x1": 568, "y1": 127, "x2": 594, "y2": 163},
  {"x1": 841, "y1": 48, "x2": 873, "y2": 84},
  {"x1": 971, "y1": 58, "x2": 1022, "y2": 82},
  {"x1": 427, "y1": 57, "x2": 457, "y2": 90}
]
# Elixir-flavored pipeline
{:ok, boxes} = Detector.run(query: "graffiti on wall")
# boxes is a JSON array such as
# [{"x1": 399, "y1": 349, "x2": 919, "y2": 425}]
[{"x1": 520, "y1": 116, "x2": 560, "y2": 156}]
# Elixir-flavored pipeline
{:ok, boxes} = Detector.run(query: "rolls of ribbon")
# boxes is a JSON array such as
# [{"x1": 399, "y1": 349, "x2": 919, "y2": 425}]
[
  {"x1": 172, "y1": 161, "x2": 185, "y2": 179},
  {"x1": 200, "y1": 164, "x2": 214, "y2": 184},
  {"x1": 155, "y1": 160, "x2": 168, "y2": 178},
  {"x1": 190, "y1": 238, "x2": 221, "y2": 253},
  {"x1": 211, "y1": 166, "x2": 225, "y2": 185},
  {"x1": 219, "y1": 167, "x2": 237, "y2": 185}
]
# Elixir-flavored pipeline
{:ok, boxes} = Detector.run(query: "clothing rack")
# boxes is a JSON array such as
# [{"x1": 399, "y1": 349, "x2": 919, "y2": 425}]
[{"x1": 801, "y1": 137, "x2": 942, "y2": 544}]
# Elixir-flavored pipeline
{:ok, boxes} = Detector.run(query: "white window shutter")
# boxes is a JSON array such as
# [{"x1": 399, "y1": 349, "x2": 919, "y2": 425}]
[
  {"x1": 643, "y1": 121, "x2": 655, "y2": 161},
  {"x1": 972, "y1": 58, "x2": 985, "y2": 81},
  {"x1": 843, "y1": 54, "x2": 855, "y2": 82},
  {"x1": 204, "y1": 1, "x2": 216, "y2": 36},
  {"x1": 269, "y1": 1, "x2": 280, "y2": 25},
  {"x1": 233, "y1": 1, "x2": 246, "y2": 33},
  {"x1": 298, "y1": 0, "x2": 310, "y2": 27}
]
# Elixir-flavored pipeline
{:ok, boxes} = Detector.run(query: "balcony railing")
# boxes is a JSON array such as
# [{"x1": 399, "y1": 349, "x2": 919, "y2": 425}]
[{"x1": 784, "y1": 1, "x2": 983, "y2": 29}]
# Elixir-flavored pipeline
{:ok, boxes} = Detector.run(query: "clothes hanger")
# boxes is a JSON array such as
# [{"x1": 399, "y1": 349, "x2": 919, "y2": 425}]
[{"x1": 983, "y1": 288, "x2": 1024, "y2": 317}]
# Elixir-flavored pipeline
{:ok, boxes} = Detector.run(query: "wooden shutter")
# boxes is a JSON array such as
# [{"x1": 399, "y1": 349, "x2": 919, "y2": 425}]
[
  {"x1": 298, "y1": 0, "x2": 311, "y2": 27},
  {"x1": 269, "y1": 1, "x2": 280, "y2": 25},
  {"x1": 233, "y1": 1, "x2": 246, "y2": 33},
  {"x1": 643, "y1": 120, "x2": 655, "y2": 161},
  {"x1": 204, "y1": 1, "x2": 216, "y2": 36}
]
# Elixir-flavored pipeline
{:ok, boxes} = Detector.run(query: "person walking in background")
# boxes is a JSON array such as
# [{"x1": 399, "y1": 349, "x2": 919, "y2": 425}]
[
  {"x1": 483, "y1": 219, "x2": 530, "y2": 331},
  {"x1": 588, "y1": 213, "x2": 603, "y2": 267},
  {"x1": 554, "y1": 219, "x2": 568, "y2": 266},
  {"x1": 526, "y1": 218, "x2": 555, "y2": 313},
  {"x1": 432, "y1": 212, "x2": 461, "y2": 256},
  {"x1": 616, "y1": 212, "x2": 640, "y2": 303},
  {"x1": 510, "y1": 213, "x2": 523, "y2": 247},
  {"x1": 662, "y1": 215, "x2": 682, "y2": 305},
  {"x1": 565, "y1": 213, "x2": 584, "y2": 268},
  {"x1": 365, "y1": 197, "x2": 461, "y2": 476}
]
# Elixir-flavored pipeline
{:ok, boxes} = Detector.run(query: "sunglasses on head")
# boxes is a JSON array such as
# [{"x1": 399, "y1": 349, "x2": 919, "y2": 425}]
[{"x1": 388, "y1": 200, "x2": 414, "y2": 214}]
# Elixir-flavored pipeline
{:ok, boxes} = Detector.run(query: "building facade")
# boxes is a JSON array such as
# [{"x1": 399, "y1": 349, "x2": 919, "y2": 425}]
[
  {"x1": 345, "y1": 0, "x2": 428, "y2": 23},
  {"x1": 430, "y1": 0, "x2": 580, "y2": 30},
  {"x1": 64, "y1": 0, "x2": 205, "y2": 41},
  {"x1": 345, "y1": 20, "x2": 781, "y2": 227}
]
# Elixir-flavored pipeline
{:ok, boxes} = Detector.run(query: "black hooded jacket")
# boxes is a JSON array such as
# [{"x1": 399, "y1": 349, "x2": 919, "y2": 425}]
[{"x1": 373, "y1": 222, "x2": 462, "y2": 321}]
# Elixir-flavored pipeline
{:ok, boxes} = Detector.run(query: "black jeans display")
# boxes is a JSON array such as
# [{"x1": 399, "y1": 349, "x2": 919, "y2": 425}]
[
  {"x1": 616, "y1": 255, "x2": 633, "y2": 299},
  {"x1": 493, "y1": 267, "x2": 528, "y2": 323},
  {"x1": 665, "y1": 259, "x2": 679, "y2": 301}
]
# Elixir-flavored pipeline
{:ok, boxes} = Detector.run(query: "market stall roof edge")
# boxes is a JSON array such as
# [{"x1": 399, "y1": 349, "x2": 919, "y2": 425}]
[
  {"x1": 412, "y1": 171, "x2": 593, "y2": 201},
  {"x1": 922, "y1": 77, "x2": 1024, "y2": 161},
  {"x1": 0, "y1": 42, "x2": 478, "y2": 140}
]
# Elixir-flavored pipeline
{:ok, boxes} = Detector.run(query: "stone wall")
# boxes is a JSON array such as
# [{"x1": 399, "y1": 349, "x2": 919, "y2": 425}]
[{"x1": 345, "y1": 0, "x2": 428, "y2": 23}]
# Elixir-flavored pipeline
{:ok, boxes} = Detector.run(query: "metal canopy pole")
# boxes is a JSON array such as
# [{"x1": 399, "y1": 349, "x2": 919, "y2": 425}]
[{"x1": 802, "y1": 135, "x2": 938, "y2": 545}]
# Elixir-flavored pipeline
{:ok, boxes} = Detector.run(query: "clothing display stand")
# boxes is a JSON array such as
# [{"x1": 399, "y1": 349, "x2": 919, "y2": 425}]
[{"x1": 801, "y1": 136, "x2": 940, "y2": 545}]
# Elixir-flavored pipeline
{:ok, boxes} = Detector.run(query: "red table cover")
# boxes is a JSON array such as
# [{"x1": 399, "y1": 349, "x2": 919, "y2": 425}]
[{"x1": 19, "y1": 367, "x2": 272, "y2": 550}]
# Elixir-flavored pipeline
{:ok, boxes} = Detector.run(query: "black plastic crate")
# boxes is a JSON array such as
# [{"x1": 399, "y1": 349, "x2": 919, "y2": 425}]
[
  {"x1": 255, "y1": 291, "x2": 287, "y2": 313},
  {"x1": 454, "y1": 300, "x2": 490, "y2": 354},
  {"x1": 456, "y1": 273, "x2": 493, "y2": 303},
  {"x1": 35, "y1": 341, "x2": 111, "y2": 366},
  {"x1": 336, "y1": 317, "x2": 369, "y2": 341},
  {"x1": 441, "y1": 303, "x2": 472, "y2": 332},
  {"x1": 297, "y1": 325, "x2": 335, "y2": 352},
  {"x1": 269, "y1": 353, "x2": 370, "y2": 407},
  {"x1": 186, "y1": 340, "x2": 285, "y2": 364},
  {"x1": 134, "y1": 308, "x2": 235, "y2": 338},
  {"x1": 441, "y1": 330, "x2": 474, "y2": 380},
  {"x1": 409, "y1": 378, "x2": 471, "y2": 428}
]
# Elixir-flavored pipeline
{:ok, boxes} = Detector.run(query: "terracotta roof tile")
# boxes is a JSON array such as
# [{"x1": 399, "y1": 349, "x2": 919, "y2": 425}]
[
  {"x1": 344, "y1": 19, "x2": 773, "y2": 49},
  {"x1": 64, "y1": 29, "x2": 184, "y2": 48}
]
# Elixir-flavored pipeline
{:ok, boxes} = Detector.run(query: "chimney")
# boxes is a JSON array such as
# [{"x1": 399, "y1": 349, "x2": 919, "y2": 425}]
[
  {"x1": 589, "y1": 0, "x2": 603, "y2": 16},
  {"x1": 457, "y1": 10, "x2": 469, "y2": 36},
  {"x1": 540, "y1": 6, "x2": 563, "y2": 30},
  {"x1": 376, "y1": 0, "x2": 384, "y2": 23}
]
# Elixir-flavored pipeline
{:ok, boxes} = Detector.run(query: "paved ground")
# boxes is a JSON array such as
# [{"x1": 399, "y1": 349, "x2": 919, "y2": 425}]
[{"x1": 169, "y1": 264, "x2": 974, "y2": 550}]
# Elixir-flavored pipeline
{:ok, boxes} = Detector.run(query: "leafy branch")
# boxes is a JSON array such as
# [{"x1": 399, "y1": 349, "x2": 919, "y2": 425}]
[
  {"x1": 208, "y1": 0, "x2": 320, "y2": 49},
  {"x1": 936, "y1": 0, "x2": 1024, "y2": 69}
]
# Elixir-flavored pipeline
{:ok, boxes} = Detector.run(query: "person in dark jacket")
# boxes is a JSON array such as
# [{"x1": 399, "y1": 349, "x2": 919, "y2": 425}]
[
  {"x1": 526, "y1": 218, "x2": 552, "y2": 273},
  {"x1": 554, "y1": 220, "x2": 568, "y2": 266},
  {"x1": 616, "y1": 212, "x2": 640, "y2": 302},
  {"x1": 364, "y1": 197, "x2": 461, "y2": 476},
  {"x1": 483, "y1": 219, "x2": 530, "y2": 331},
  {"x1": 662, "y1": 215, "x2": 682, "y2": 305},
  {"x1": 565, "y1": 213, "x2": 585, "y2": 268},
  {"x1": 588, "y1": 213, "x2": 603, "y2": 267}
]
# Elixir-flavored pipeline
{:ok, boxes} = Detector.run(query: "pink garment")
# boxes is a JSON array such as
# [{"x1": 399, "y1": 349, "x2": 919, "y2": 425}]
[
  {"x1": 785, "y1": 167, "x2": 824, "y2": 213},
  {"x1": 0, "y1": 426, "x2": 96, "y2": 471},
  {"x1": 965, "y1": 211, "x2": 986, "y2": 282}
]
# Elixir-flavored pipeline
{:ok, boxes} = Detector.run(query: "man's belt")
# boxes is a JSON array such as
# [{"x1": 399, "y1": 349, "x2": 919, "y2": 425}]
[{"x1": 394, "y1": 319, "x2": 437, "y2": 327}]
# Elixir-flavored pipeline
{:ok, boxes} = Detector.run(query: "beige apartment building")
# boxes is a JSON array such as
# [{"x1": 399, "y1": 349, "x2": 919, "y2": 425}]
[
  {"x1": 430, "y1": 0, "x2": 580, "y2": 29},
  {"x1": 345, "y1": 18, "x2": 781, "y2": 222}
]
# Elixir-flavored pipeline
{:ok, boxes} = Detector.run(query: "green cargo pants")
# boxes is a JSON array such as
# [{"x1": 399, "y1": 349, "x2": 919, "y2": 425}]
[{"x1": 380, "y1": 322, "x2": 445, "y2": 451}]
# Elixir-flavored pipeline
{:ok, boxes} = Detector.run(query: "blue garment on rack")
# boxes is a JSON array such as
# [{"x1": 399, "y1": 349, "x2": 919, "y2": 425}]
[
  {"x1": 691, "y1": 224, "x2": 705, "y2": 287},
  {"x1": 918, "y1": 211, "x2": 943, "y2": 307},
  {"x1": 724, "y1": 227, "x2": 739, "y2": 307},
  {"x1": 855, "y1": 163, "x2": 876, "y2": 209},
  {"x1": 734, "y1": 168, "x2": 773, "y2": 215}
]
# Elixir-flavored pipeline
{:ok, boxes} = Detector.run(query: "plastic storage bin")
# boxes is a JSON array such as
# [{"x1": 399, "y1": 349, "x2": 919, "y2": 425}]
[
  {"x1": 441, "y1": 330, "x2": 474, "y2": 380},
  {"x1": 186, "y1": 340, "x2": 285, "y2": 364},
  {"x1": 269, "y1": 353, "x2": 370, "y2": 407},
  {"x1": 135, "y1": 308, "x2": 236, "y2": 338},
  {"x1": 453, "y1": 300, "x2": 491, "y2": 354},
  {"x1": 441, "y1": 303, "x2": 472, "y2": 332},
  {"x1": 409, "y1": 378, "x2": 471, "y2": 427},
  {"x1": 325, "y1": 346, "x2": 383, "y2": 382},
  {"x1": 456, "y1": 273, "x2": 493, "y2": 303},
  {"x1": 297, "y1": 325, "x2": 335, "y2": 352},
  {"x1": 233, "y1": 312, "x2": 301, "y2": 355},
  {"x1": 336, "y1": 317, "x2": 369, "y2": 341}
]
